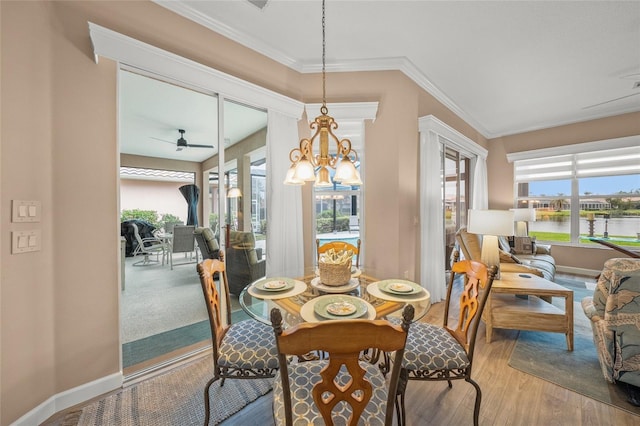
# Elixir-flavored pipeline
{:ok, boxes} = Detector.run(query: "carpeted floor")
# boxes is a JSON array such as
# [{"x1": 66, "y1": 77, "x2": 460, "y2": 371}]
[
  {"x1": 62, "y1": 356, "x2": 273, "y2": 426},
  {"x1": 121, "y1": 255, "x2": 249, "y2": 368},
  {"x1": 508, "y1": 277, "x2": 640, "y2": 416}
]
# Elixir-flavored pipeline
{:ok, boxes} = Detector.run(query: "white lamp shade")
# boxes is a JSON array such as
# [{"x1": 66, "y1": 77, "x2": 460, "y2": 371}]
[
  {"x1": 293, "y1": 158, "x2": 316, "y2": 181},
  {"x1": 314, "y1": 166, "x2": 332, "y2": 187},
  {"x1": 467, "y1": 209, "x2": 515, "y2": 236},
  {"x1": 283, "y1": 164, "x2": 303, "y2": 185},
  {"x1": 227, "y1": 187, "x2": 242, "y2": 198},
  {"x1": 510, "y1": 208, "x2": 536, "y2": 222},
  {"x1": 334, "y1": 157, "x2": 357, "y2": 182}
]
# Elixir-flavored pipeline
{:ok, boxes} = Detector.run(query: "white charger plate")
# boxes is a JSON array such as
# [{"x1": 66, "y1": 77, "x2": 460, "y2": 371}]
[
  {"x1": 247, "y1": 279, "x2": 307, "y2": 300},
  {"x1": 310, "y1": 277, "x2": 359, "y2": 294}
]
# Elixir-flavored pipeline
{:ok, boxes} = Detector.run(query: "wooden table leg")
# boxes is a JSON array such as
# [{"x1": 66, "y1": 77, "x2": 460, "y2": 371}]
[{"x1": 566, "y1": 293, "x2": 574, "y2": 351}]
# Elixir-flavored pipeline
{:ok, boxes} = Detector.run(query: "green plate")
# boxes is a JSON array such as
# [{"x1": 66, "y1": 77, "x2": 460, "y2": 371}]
[
  {"x1": 254, "y1": 277, "x2": 295, "y2": 292},
  {"x1": 314, "y1": 295, "x2": 368, "y2": 320},
  {"x1": 377, "y1": 279, "x2": 422, "y2": 295}
]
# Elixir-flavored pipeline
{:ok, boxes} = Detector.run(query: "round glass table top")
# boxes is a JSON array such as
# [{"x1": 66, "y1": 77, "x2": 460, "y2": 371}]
[{"x1": 239, "y1": 274, "x2": 431, "y2": 327}]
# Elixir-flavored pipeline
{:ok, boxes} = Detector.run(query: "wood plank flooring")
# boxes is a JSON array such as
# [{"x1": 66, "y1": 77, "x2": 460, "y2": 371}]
[{"x1": 222, "y1": 273, "x2": 640, "y2": 425}]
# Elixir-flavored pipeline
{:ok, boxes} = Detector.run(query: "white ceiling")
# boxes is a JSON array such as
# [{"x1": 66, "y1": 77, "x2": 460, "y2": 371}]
[
  {"x1": 153, "y1": 0, "x2": 640, "y2": 139},
  {"x1": 120, "y1": 69, "x2": 268, "y2": 162}
]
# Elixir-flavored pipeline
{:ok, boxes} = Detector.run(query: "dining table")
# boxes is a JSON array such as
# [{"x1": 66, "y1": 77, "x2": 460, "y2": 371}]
[{"x1": 239, "y1": 271, "x2": 431, "y2": 328}]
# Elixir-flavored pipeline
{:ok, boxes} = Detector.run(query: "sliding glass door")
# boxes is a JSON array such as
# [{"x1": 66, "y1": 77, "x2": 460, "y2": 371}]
[{"x1": 443, "y1": 146, "x2": 469, "y2": 269}]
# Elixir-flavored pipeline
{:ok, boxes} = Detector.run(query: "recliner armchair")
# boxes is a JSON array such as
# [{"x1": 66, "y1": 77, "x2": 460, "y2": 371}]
[{"x1": 582, "y1": 258, "x2": 640, "y2": 389}]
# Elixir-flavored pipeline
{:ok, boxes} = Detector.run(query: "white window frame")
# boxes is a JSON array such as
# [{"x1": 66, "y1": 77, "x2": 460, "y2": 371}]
[{"x1": 507, "y1": 135, "x2": 640, "y2": 245}]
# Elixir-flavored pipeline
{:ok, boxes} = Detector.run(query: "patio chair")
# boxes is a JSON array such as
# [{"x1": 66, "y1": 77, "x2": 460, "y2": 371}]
[
  {"x1": 197, "y1": 253, "x2": 279, "y2": 425},
  {"x1": 131, "y1": 222, "x2": 169, "y2": 266},
  {"x1": 395, "y1": 259, "x2": 498, "y2": 426},
  {"x1": 270, "y1": 304, "x2": 414, "y2": 426},
  {"x1": 169, "y1": 225, "x2": 198, "y2": 270}
]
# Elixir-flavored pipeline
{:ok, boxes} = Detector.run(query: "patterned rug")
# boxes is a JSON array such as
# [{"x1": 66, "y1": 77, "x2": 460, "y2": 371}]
[
  {"x1": 508, "y1": 277, "x2": 640, "y2": 416},
  {"x1": 67, "y1": 357, "x2": 273, "y2": 425}
]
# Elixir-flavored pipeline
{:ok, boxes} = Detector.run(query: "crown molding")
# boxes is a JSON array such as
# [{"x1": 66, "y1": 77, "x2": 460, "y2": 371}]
[
  {"x1": 153, "y1": 0, "x2": 302, "y2": 71},
  {"x1": 152, "y1": 1, "x2": 490, "y2": 138},
  {"x1": 88, "y1": 22, "x2": 303, "y2": 119}
]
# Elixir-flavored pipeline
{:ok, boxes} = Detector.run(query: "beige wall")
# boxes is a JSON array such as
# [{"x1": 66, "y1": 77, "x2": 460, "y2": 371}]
[{"x1": 1, "y1": 1, "x2": 638, "y2": 424}]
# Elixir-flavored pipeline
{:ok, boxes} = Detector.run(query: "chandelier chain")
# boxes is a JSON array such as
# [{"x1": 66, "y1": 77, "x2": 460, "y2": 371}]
[{"x1": 322, "y1": 0, "x2": 326, "y2": 108}]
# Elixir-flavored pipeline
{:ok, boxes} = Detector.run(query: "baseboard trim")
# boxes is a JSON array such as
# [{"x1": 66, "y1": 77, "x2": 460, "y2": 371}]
[
  {"x1": 12, "y1": 372, "x2": 122, "y2": 426},
  {"x1": 557, "y1": 265, "x2": 601, "y2": 277}
]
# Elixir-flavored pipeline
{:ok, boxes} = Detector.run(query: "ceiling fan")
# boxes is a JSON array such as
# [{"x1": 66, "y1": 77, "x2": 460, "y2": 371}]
[
  {"x1": 150, "y1": 129, "x2": 214, "y2": 151},
  {"x1": 582, "y1": 78, "x2": 640, "y2": 110}
]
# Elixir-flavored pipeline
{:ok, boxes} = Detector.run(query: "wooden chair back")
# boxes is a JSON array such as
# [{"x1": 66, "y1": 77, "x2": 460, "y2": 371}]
[
  {"x1": 197, "y1": 252, "x2": 231, "y2": 364},
  {"x1": 443, "y1": 259, "x2": 497, "y2": 358},
  {"x1": 271, "y1": 305, "x2": 414, "y2": 426},
  {"x1": 316, "y1": 239, "x2": 361, "y2": 269}
]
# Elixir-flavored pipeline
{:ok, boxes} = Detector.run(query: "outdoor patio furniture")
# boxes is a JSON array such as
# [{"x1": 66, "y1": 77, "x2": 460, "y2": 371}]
[
  {"x1": 169, "y1": 225, "x2": 198, "y2": 270},
  {"x1": 226, "y1": 230, "x2": 265, "y2": 296},
  {"x1": 130, "y1": 222, "x2": 169, "y2": 266}
]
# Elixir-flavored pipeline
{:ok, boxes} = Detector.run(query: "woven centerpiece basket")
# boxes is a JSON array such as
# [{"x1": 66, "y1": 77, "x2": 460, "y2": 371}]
[{"x1": 319, "y1": 249, "x2": 352, "y2": 286}]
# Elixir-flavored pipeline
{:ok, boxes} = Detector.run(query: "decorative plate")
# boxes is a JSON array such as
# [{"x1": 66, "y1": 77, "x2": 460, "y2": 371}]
[
  {"x1": 253, "y1": 277, "x2": 295, "y2": 292},
  {"x1": 313, "y1": 295, "x2": 368, "y2": 320},
  {"x1": 377, "y1": 279, "x2": 423, "y2": 295}
]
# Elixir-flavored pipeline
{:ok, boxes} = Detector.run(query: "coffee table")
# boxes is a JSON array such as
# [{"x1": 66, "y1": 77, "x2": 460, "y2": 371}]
[{"x1": 483, "y1": 272, "x2": 574, "y2": 351}]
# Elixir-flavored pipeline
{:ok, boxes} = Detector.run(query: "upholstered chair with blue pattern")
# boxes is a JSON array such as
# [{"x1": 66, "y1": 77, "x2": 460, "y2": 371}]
[
  {"x1": 197, "y1": 252, "x2": 279, "y2": 425},
  {"x1": 582, "y1": 258, "x2": 640, "y2": 394},
  {"x1": 396, "y1": 260, "x2": 498, "y2": 426},
  {"x1": 270, "y1": 304, "x2": 414, "y2": 426}
]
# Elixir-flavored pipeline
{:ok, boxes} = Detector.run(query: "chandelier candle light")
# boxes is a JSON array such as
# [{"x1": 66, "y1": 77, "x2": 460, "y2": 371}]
[{"x1": 283, "y1": 0, "x2": 362, "y2": 187}]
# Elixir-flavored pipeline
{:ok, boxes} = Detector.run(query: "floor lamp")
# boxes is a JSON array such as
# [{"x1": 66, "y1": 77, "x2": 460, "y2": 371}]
[{"x1": 467, "y1": 209, "x2": 515, "y2": 279}]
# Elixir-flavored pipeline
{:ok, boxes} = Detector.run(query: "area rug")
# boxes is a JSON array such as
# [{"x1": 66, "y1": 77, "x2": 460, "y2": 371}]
[
  {"x1": 74, "y1": 356, "x2": 273, "y2": 425},
  {"x1": 508, "y1": 277, "x2": 640, "y2": 416}
]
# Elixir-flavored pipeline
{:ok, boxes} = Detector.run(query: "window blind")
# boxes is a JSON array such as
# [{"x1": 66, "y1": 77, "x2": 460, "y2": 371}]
[{"x1": 514, "y1": 146, "x2": 640, "y2": 183}]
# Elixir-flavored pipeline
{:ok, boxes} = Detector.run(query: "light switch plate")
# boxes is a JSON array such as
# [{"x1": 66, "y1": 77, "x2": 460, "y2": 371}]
[
  {"x1": 12, "y1": 230, "x2": 41, "y2": 254},
  {"x1": 12, "y1": 200, "x2": 41, "y2": 223}
]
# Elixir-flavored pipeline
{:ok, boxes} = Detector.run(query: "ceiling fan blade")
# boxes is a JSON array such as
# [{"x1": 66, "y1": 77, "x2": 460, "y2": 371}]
[
  {"x1": 149, "y1": 136, "x2": 175, "y2": 145},
  {"x1": 186, "y1": 143, "x2": 215, "y2": 149},
  {"x1": 582, "y1": 92, "x2": 640, "y2": 109}
]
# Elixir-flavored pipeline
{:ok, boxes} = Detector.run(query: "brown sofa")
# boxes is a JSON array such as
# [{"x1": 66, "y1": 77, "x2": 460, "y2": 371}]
[{"x1": 456, "y1": 227, "x2": 556, "y2": 281}]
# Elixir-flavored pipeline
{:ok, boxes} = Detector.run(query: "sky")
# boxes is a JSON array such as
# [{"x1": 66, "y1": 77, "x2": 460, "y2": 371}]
[{"x1": 529, "y1": 175, "x2": 640, "y2": 197}]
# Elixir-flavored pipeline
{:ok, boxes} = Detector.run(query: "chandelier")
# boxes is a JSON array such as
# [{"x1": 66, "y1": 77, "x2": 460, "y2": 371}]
[{"x1": 283, "y1": 0, "x2": 362, "y2": 187}]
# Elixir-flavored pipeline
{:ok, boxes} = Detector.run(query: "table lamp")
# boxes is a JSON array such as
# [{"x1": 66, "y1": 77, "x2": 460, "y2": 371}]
[
  {"x1": 510, "y1": 208, "x2": 536, "y2": 237},
  {"x1": 467, "y1": 209, "x2": 515, "y2": 279}
]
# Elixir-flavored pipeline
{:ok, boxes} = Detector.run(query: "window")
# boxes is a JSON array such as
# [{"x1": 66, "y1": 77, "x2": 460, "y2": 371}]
[
  {"x1": 306, "y1": 102, "x2": 378, "y2": 263},
  {"x1": 313, "y1": 120, "x2": 363, "y2": 252},
  {"x1": 513, "y1": 144, "x2": 640, "y2": 246}
]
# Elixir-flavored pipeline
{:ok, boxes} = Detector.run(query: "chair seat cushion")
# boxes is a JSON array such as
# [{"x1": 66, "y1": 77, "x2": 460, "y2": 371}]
[
  {"x1": 273, "y1": 360, "x2": 388, "y2": 426},
  {"x1": 402, "y1": 322, "x2": 470, "y2": 372},
  {"x1": 218, "y1": 319, "x2": 279, "y2": 370}
]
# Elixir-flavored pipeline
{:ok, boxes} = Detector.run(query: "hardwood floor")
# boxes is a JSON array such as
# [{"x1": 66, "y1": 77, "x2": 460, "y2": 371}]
[{"x1": 222, "y1": 272, "x2": 640, "y2": 425}]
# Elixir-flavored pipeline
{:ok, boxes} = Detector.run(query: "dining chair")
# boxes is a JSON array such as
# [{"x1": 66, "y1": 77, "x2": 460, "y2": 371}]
[
  {"x1": 395, "y1": 259, "x2": 498, "y2": 426},
  {"x1": 316, "y1": 239, "x2": 361, "y2": 270},
  {"x1": 270, "y1": 304, "x2": 415, "y2": 426},
  {"x1": 197, "y1": 253, "x2": 279, "y2": 426},
  {"x1": 131, "y1": 222, "x2": 169, "y2": 266}
]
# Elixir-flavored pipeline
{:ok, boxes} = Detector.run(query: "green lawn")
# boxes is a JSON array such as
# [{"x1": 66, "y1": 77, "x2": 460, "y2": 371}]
[{"x1": 530, "y1": 231, "x2": 640, "y2": 247}]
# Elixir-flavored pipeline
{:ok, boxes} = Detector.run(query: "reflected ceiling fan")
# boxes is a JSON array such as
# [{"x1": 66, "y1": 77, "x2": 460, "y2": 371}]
[
  {"x1": 582, "y1": 78, "x2": 640, "y2": 109},
  {"x1": 150, "y1": 129, "x2": 214, "y2": 151}
]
